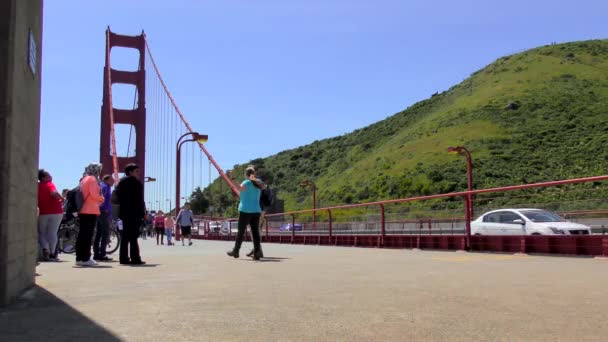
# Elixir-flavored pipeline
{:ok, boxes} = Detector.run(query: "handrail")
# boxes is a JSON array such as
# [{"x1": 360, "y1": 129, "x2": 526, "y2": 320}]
[{"x1": 265, "y1": 175, "x2": 608, "y2": 218}]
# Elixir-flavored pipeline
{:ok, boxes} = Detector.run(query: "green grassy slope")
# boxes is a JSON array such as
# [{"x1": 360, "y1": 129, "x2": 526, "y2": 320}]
[{"x1": 200, "y1": 40, "x2": 608, "y2": 217}]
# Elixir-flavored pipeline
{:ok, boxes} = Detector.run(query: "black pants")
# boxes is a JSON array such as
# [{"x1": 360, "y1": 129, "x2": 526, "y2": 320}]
[
  {"x1": 76, "y1": 214, "x2": 97, "y2": 262},
  {"x1": 93, "y1": 211, "x2": 110, "y2": 258},
  {"x1": 233, "y1": 212, "x2": 261, "y2": 252},
  {"x1": 120, "y1": 218, "x2": 142, "y2": 263},
  {"x1": 155, "y1": 228, "x2": 165, "y2": 244}
]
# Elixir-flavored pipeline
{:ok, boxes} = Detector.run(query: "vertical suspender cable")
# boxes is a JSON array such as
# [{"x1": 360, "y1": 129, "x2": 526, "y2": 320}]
[{"x1": 144, "y1": 38, "x2": 240, "y2": 197}]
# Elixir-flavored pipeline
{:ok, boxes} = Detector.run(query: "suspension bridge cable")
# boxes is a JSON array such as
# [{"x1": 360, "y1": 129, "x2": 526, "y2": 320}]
[
  {"x1": 126, "y1": 78, "x2": 138, "y2": 158},
  {"x1": 143, "y1": 36, "x2": 240, "y2": 197},
  {"x1": 105, "y1": 27, "x2": 119, "y2": 182}
]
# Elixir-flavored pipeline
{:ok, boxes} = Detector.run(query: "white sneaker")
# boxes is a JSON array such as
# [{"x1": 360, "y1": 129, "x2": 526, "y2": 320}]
[{"x1": 76, "y1": 259, "x2": 98, "y2": 267}]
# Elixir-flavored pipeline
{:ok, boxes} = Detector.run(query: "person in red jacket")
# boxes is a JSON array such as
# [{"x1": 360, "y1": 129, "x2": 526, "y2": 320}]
[
  {"x1": 37, "y1": 169, "x2": 64, "y2": 261},
  {"x1": 75, "y1": 163, "x2": 105, "y2": 267}
]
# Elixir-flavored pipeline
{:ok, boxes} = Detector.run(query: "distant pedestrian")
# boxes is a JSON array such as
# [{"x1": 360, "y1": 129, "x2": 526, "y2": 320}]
[
  {"x1": 227, "y1": 166, "x2": 265, "y2": 260},
  {"x1": 176, "y1": 203, "x2": 194, "y2": 246},
  {"x1": 75, "y1": 163, "x2": 105, "y2": 267},
  {"x1": 93, "y1": 174, "x2": 114, "y2": 261},
  {"x1": 165, "y1": 215, "x2": 175, "y2": 246},
  {"x1": 115, "y1": 163, "x2": 146, "y2": 265},
  {"x1": 37, "y1": 169, "x2": 65, "y2": 261},
  {"x1": 154, "y1": 210, "x2": 166, "y2": 245}
]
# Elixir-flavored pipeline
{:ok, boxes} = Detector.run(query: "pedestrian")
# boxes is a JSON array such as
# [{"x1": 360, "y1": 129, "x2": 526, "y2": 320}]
[
  {"x1": 75, "y1": 163, "x2": 105, "y2": 267},
  {"x1": 250, "y1": 165, "x2": 269, "y2": 258},
  {"x1": 115, "y1": 163, "x2": 146, "y2": 265},
  {"x1": 93, "y1": 174, "x2": 114, "y2": 261},
  {"x1": 165, "y1": 215, "x2": 175, "y2": 246},
  {"x1": 37, "y1": 169, "x2": 65, "y2": 261},
  {"x1": 176, "y1": 203, "x2": 194, "y2": 246},
  {"x1": 227, "y1": 166, "x2": 266, "y2": 260},
  {"x1": 154, "y1": 210, "x2": 166, "y2": 245}
]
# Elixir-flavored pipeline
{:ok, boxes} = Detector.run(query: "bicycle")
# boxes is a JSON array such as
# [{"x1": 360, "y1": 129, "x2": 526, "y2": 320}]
[{"x1": 57, "y1": 217, "x2": 121, "y2": 255}]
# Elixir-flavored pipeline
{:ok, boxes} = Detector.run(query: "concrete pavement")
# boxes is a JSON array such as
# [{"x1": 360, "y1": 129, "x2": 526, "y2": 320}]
[{"x1": 2, "y1": 239, "x2": 608, "y2": 341}]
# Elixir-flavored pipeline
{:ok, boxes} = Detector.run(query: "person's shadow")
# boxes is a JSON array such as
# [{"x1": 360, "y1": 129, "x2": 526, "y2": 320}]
[
  {"x1": 239, "y1": 257, "x2": 290, "y2": 263},
  {"x1": 119, "y1": 263, "x2": 159, "y2": 267}
]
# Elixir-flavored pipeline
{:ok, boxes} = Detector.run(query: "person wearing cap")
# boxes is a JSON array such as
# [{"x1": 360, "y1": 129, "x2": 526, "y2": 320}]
[{"x1": 115, "y1": 163, "x2": 147, "y2": 265}]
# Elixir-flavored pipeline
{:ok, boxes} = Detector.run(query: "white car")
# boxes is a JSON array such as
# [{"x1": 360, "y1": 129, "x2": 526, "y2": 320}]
[
  {"x1": 219, "y1": 221, "x2": 238, "y2": 236},
  {"x1": 471, "y1": 209, "x2": 591, "y2": 236}
]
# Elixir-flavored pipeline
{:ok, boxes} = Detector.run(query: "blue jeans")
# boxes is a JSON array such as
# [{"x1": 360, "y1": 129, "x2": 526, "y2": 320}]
[
  {"x1": 165, "y1": 229, "x2": 173, "y2": 244},
  {"x1": 93, "y1": 211, "x2": 110, "y2": 258}
]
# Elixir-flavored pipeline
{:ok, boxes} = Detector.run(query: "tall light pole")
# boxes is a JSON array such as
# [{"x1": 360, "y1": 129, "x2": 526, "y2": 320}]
[
  {"x1": 299, "y1": 179, "x2": 317, "y2": 228},
  {"x1": 447, "y1": 146, "x2": 473, "y2": 248},
  {"x1": 176, "y1": 132, "x2": 208, "y2": 240}
]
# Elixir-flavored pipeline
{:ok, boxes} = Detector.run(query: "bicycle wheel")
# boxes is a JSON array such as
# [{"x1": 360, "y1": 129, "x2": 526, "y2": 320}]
[
  {"x1": 57, "y1": 226, "x2": 78, "y2": 254},
  {"x1": 106, "y1": 228, "x2": 121, "y2": 255}
]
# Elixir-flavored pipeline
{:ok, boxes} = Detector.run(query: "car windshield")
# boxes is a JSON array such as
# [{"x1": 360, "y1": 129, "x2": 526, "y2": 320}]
[{"x1": 520, "y1": 210, "x2": 565, "y2": 223}]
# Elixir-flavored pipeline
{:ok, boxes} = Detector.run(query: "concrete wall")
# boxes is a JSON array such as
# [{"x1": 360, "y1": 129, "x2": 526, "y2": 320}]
[{"x1": 0, "y1": 0, "x2": 43, "y2": 306}]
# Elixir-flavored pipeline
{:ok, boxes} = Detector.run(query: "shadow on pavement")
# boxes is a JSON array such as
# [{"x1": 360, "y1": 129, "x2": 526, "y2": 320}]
[
  {"x1": 119, "y1": 263, "x2": 159, "y2": 267},
  {"x1": 238, "y1": 257, "x2": 288, "y2": 263},
  {"x1": 0, "y1": 285, "x2": 121, "y2": 342},
  {"x1": 261, "y1": 257, "x2": 290, "y2": 260}
]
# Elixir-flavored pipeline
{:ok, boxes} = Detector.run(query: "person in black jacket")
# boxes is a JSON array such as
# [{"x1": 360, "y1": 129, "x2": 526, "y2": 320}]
[{"x1": 115, "y1": 163, "x2": 146, "y2": 265}]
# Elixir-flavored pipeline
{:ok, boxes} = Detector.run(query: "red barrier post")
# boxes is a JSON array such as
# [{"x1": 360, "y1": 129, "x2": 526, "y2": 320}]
[
  {"x1": 464, "y1": 195, "x2": 471, "y2": 250},
  {"x1": 328, "y1": 209, "x2": 333, "y2": 240},
  {"x1": 379, "y1": 204, "x2": 385, "y2": 246},
  {"x1": 291, "y1": 213, "x2": 296, "y2": 243}
]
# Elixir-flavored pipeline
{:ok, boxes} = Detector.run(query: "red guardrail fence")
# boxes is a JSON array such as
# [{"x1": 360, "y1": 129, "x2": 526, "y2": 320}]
[{"x1": 193, "y1": 175, "x2": 608, "y2": 257}]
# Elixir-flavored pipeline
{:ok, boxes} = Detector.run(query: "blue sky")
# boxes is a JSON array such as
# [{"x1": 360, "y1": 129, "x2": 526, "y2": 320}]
[{"x1": 40, "y1": 0, "x2": 607, "y2": 202}]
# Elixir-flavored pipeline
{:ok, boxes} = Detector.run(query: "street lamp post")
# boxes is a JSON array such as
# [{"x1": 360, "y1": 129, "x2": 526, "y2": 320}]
[
  {"x1": 176, "y1": 132, "x2": 208, "y2": 240},
  {"x1": 299, "y1": 179, "x2": 317, "y2": 228},
  {"x1": 447, "y1": 146, "x2": 473, "y2": 249}
]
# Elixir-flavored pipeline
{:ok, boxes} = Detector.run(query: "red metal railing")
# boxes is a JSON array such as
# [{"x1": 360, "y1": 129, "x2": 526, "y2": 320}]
[{"x1": 195, "y1": 175, "x2": 608, "y2": 256}]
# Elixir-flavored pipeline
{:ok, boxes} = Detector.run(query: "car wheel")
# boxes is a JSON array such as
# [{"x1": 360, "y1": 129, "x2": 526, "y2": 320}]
[
  {"x1": 474, "y1": 233, "x2": 482, "y2": 236},
  {"x1": 531, "y1": 232, "x2": 542, "y2": 236}
]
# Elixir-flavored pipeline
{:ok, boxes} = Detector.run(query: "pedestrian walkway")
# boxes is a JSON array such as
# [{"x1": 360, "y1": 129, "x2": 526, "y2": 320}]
[{"x1": 2, "y1": 239, "x2": 608, "y2": 341}]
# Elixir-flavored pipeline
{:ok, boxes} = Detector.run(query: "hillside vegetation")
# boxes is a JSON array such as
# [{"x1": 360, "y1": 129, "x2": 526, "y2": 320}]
[{"x1": 197, "y1": 40, "x2": 608, "y2": 217}]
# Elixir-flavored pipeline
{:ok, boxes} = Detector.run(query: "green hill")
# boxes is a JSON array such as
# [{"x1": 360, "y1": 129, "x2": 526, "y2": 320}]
[{"x1": 197, "y1": 40, "x2": 608, "y2": 217}]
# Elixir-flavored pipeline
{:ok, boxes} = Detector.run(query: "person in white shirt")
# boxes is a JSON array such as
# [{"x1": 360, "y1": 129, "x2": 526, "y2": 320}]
[{"x1": 176, "y1": 203, "x2": 194, "y2": 246}]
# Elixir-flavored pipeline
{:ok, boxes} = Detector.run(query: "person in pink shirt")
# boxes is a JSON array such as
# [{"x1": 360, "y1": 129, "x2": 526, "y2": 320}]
[
  {"x1": 37, "y1": 169, "x2": 64, "y2": 261},
  {"x1": 154, "y1": 210, "x2": 166, "y2": 245},
  {"x1": 75, "y1": 163, "x2": 105, "y2": 267},
  {"x1": 164, "y1": 215, "x2": 175, "y2": 246}
]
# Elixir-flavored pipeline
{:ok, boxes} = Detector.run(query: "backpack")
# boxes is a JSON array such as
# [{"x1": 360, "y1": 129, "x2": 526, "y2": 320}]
[
  {"x1": 260, "y1": 187, "x2": 275, "y2": 208},
  {"x1": 110, "y1": 188, "x2": 120, "y2": 219},
  {"x1": 65, "y1": 185, "x2": 84, "y2": 216}
]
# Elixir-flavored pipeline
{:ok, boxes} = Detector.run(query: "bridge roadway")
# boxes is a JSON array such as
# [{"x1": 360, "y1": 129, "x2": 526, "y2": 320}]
[{"x1": 2, "y1": 239, "x2": 608, "y2": 341}]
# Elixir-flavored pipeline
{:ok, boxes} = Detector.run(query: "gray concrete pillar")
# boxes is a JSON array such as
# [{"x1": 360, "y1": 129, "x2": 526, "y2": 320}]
[{"x1": 0, "y1": 0, "x2": 43, "y2": 306}]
